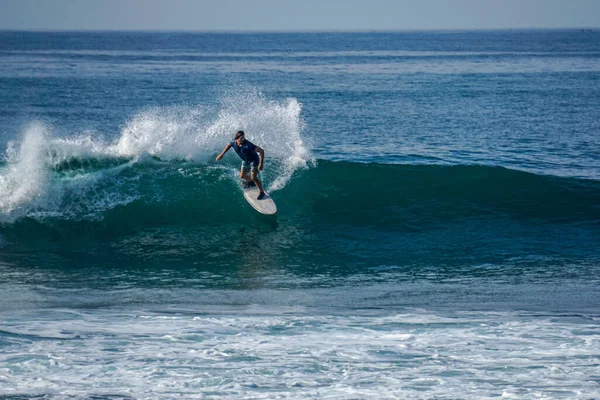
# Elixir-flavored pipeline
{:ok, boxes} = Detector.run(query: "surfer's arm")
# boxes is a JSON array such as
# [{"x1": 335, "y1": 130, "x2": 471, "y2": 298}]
[
  {"x1": 256, "y1": 146, "x2": 265, "y2": 170},
  {"x1": 215, "y1": 144, "x2": 231, "y2": 161}
]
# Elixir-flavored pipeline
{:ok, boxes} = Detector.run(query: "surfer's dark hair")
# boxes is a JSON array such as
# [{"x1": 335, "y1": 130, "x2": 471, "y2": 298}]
[{"x1": 234, "y1": 131, "x2": 245, "y2": 139}]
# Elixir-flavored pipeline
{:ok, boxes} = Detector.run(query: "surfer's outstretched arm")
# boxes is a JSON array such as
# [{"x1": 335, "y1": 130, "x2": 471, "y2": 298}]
[{"x1": 215, "y1": 144, "x2": 231, "y2": 161}]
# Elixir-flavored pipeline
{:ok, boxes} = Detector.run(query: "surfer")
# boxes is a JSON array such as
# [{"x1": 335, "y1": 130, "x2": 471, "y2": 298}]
[{"x1": 216, "y1": 130, "x2": 266, "y2": 200}]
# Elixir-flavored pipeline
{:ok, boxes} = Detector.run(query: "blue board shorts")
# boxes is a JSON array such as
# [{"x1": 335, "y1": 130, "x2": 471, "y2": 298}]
[{"x1": 241, "y1": 160, "x2": 260, "y2": 173}]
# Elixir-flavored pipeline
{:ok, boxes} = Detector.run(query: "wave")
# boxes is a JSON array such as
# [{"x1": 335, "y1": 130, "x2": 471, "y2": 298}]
[
  {"x1": 2, "y1": 140, "x2": 599, "y2": 269},
  {"x1": 0, "y1": 94, "x2": 598, "y2": 237},
  {"x1": 1, "y1": 155, "x2": 599, "y2": 231}
]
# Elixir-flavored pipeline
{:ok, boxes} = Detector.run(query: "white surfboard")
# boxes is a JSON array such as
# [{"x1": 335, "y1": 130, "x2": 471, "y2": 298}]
[{"x1": 242, "y1": 186, "x2": 277, "y2": 215}]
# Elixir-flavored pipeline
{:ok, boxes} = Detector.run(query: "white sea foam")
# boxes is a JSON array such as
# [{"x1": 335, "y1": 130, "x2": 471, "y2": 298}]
[
  {"x1": 0, "y1": 123, "x2": 136, "y2": 223},
  {"x1": 0, "y1": 123, "x2": 53, "y2": 220},
  {"x1": 0, "y1": 90, "x2": 311, "y2": 222},
  {"x1": 112, "y1": 89, "x2": 312, "y2": 191},
  {"x1": 0, "y1": 307, "x2": 598, "y2": 399}
]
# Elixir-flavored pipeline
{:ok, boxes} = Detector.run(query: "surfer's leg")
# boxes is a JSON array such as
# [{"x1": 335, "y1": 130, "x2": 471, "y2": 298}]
[
  {"x1": 240, "y1": 162, "x2": 252, "y2": 182},
  {"x1": 251, "y1": 169, "x2": 265, "y2": 197}
]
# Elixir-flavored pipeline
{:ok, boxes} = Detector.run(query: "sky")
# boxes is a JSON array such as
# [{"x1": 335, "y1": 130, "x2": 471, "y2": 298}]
[{"x1": 0, "y1": 0, "x2": 599, "y2": 31}]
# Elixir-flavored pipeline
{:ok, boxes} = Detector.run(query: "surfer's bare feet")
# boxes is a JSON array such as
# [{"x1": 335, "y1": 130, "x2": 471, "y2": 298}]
[{"x1": 257, "y1": 192, "x2": 265, "y2": 200}]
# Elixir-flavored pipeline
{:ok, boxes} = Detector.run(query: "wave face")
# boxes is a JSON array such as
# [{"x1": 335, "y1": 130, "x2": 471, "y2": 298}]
[
  {"x1": 1, "y1": 143, "x2": 599, "y2": 272},
  {"x1": 3, "y1": 143, "x2": 599, "y2": 227}
]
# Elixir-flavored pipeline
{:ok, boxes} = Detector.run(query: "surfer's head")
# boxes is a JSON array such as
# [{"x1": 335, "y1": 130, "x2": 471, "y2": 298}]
[{"x1": 234, "y1": 130, "x2": 245, "y2": 145}]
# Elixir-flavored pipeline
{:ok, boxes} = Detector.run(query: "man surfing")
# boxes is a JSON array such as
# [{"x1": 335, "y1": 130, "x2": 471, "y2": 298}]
[{"x1": 215, "y1": 130, "x2": 266, "y2": 200}]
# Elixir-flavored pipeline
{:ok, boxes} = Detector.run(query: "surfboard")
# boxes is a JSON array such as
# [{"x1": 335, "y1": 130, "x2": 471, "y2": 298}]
[{"x1": 242, "y1": 185, "x2": 277, "y2": 215}]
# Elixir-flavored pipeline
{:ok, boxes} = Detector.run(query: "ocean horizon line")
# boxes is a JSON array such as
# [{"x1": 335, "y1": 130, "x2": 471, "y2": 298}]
[{"x1": 0, "y1": 26, "x2": 597, "y2": 34}]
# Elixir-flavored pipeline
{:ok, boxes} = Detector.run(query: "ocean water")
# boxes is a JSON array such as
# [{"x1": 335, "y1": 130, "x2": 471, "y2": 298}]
[{"x1": 0, "y1": 30, "x2": 599, "y2": 399}]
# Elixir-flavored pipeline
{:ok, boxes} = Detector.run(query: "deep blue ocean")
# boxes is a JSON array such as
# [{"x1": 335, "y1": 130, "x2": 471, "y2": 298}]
[{"x1": 1, "y1": 30, "x2": 599, "y2": 398}]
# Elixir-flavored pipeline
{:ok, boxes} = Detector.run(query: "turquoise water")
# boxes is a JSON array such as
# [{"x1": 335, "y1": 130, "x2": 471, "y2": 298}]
[{"x1": 0, "y1": 30, "x2": 599, "y2": 398}]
